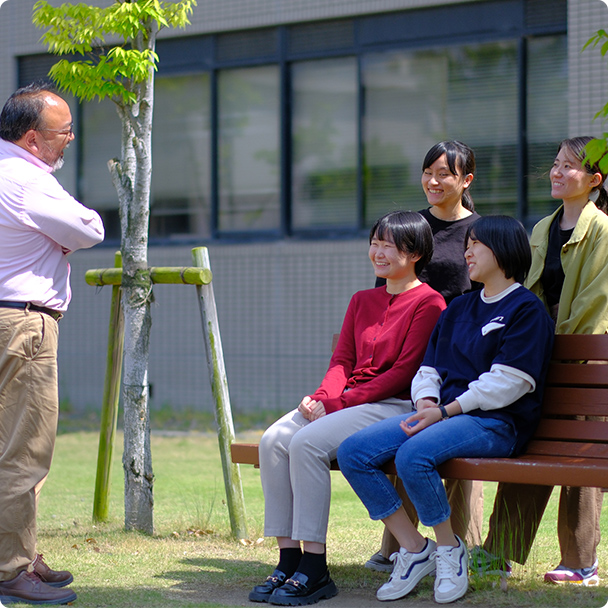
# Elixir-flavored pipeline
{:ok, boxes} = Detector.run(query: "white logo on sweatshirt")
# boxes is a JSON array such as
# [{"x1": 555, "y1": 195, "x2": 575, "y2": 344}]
[{"x1": 482, "y1": 316, "x2": 505, "y2": 336}]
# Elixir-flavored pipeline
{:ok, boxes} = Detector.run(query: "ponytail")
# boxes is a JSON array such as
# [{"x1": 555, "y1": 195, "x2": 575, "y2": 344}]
[
  {"x1": 595, "y1": 183, "x2": 608, "y2": 214},
  {"x1": 462, "y1": 190, "x2": 475, "y2": 212}
]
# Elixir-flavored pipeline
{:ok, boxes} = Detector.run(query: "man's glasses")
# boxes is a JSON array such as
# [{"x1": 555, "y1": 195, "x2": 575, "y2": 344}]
[{"x1": 37, "y1": 123, "x2": 74, "y2": 137}]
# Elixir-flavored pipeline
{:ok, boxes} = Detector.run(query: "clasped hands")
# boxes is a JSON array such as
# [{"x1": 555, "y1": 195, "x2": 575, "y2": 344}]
[{"x1": 298, "y1": 396, "x2": 327, "y2": 421}]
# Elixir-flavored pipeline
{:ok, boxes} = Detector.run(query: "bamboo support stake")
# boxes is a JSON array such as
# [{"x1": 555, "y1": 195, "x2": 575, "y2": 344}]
[
  {"x1": 88, "y1": 254, "x2": 221, "y2": 525},
  {"x1": 93, "y1": 252, "x2": 125, "y2": 522},
  {"x1": 85, "y1": 266, "x2": 212, "y2": 287},
  {"x1": 192, "y1": 246, "x2": 248, "y2": 540}
]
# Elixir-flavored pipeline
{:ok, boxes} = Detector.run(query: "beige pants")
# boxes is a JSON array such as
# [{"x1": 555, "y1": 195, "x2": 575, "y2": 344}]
[
  {"x1": 0, "y1": 308, "x2": 59, "y2": 581},
  {"x1": 260, "y1": 399, "x2": 411, "y2": 545},
  {"x1": 379, "y1": 477, "x2": 484, "y2": 556}
]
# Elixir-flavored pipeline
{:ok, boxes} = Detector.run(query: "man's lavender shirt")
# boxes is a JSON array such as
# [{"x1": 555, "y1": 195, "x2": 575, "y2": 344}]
[{"x1": 0, "y1": 139, "x2": 104, "y2": 311}]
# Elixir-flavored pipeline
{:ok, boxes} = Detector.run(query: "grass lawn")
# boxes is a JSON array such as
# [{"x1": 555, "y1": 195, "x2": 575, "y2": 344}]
[{"x1": 28, "y1": 429, "x2": 608, "y2": 608}]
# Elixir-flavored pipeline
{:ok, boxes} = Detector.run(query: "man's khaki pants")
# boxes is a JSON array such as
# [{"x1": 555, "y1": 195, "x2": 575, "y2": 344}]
[{"x1": 0, "y1": 308, "x2": 59, "y2": 581}]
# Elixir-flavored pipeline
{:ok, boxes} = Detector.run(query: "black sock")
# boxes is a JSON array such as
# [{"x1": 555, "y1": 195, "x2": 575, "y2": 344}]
[
  {"x1": 277, "y1": 547, "x2": 302, "y2": 577},
  {"x1": 296, "y1": 551, "x2": 327, "y2": 583}
]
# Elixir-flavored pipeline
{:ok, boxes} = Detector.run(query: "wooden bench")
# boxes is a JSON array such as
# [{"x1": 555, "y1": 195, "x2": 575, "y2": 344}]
[{"x1": 230, "y1": 334, "x2": 608, "y2": 490}]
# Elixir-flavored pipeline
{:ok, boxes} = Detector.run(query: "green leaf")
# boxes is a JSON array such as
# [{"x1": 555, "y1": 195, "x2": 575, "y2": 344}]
[
  {"x1": 33, "y1": 0, "x2": 196, "y2": 105},
  {"x1": 585, "y1": 138, "x2": 607, "y2": 165}
]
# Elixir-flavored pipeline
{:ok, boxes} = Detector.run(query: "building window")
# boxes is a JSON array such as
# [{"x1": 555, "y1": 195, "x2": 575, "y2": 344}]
[
  {"x1": 79, "y1": 74, "x2": 212, "y2": 241},
  {"x1": 151, "y1": 74, "x2": 211, "y2": 240},
  {"x1": 526, "y1": 35, "x2": 568, "y2": 224},
  {"x1": 81, "y1": 97, "x2": 121, "y2": 239},
  {"x1": 363, "y1": 40, "x2": 521, "y2": 224},
  {"x1": 291, "y1": 57, "x2": 358, "y2": 230},
  {"x1": 217, "y1": 65, "x2": 280, "y2": 232}
]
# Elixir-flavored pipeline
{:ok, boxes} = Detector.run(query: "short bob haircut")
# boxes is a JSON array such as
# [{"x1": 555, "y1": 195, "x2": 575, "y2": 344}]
[
  {"x1": 369, "y1": 210, "x2": 434, "y2": 277},
  {"x1": 465, "y1": 215, "x2": 531, "y2": 284}
]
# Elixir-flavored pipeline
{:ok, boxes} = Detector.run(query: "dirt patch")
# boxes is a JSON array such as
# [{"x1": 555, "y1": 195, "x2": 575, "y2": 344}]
[{"x1": 191, "y1": 583, "x2": 438, "y2": 607}]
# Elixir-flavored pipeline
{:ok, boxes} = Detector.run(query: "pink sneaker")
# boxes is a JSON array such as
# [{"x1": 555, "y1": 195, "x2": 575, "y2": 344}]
[{"x1": 544, "y1": 561, "x2": 600, "y2": 586}]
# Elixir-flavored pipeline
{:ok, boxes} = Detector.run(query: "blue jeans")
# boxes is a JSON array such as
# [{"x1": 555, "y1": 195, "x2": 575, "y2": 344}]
[{"x1": 337, "y1": 412, "x2": 517, "y2": 528}]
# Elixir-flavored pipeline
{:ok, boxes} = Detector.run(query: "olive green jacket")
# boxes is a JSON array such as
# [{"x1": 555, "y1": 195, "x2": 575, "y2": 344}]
[{"x1": 525, "y1": 200, "x2": 608, "y2": 335}]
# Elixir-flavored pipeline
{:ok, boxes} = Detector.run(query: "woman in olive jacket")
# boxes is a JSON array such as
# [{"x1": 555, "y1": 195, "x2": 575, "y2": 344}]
[{"x1": 476, "y1": 136, "x2": 608, "y2": 585}]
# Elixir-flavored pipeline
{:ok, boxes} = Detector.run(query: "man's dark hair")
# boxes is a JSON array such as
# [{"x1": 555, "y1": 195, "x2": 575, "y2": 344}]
[
  {"x1": 369, "y1": 210, "x2": 434, "y2": 276},
  {"x1": 0, "y1": 82, "x2": 57, "y2": 143},
  {"x1": 465, "y1": 215, "x2": 531, "y2": 284}
]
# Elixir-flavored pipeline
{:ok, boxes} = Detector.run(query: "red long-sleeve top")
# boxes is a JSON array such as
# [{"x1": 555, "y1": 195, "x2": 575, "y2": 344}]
[{"x1": 310, "y1": 283, "x2": 445, "y2": 414}]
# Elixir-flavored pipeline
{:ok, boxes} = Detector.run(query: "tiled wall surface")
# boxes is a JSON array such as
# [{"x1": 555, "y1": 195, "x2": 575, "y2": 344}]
[
  {"x1": 568, "y1": 0, "x2": 608, "y2": 136},
  {"x1": 62, "y1": 239, "x2": 372, "y2": 414}
]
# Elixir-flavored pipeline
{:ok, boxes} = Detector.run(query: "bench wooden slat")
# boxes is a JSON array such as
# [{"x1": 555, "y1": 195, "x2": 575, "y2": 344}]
[
  {"x1": 546, "y1": 363, "x2": 608, "y2": 387},
  {"x1": 534, "y1": 419, "x2": 608, "y2": 443},
  {"x1": 437, "y1": 456, "x2": 608, "y2": 488},
  {"x1": 230, "y1": 443, "x2": 260, "y2": 467},
  {"x1": 543, "y1": 387, "x2": 608, "y2": 415},
  {"x1": 230, "y1": 443, "x2": 343, "y2": 470},
  {"x1": 550, "y1": 334, "x2": 608, "y2": 360},
  {"x1": 524, "y1": 440, "x2": 608, "y2": 459}
]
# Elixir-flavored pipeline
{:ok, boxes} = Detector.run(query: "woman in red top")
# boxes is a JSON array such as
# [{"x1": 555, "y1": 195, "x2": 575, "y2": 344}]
[{"x1": 249, "y1": 211, "x2": 445, "y2": 606}]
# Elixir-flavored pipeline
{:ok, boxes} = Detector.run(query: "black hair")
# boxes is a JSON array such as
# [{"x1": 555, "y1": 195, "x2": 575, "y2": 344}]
[
  {"x1": 556, "y1": 137, "x2": 608, "y2": 214},
  {"x1": 465, "y1": 215, "x2": 531, "y2": 284},
  {"x1": 369, "y1": 210, "x2": 434, "y2": 276},
  {"x1": 422, "y1": 140, "x2": 476, "y2": 211},
  {"x1": 0, "y1": 82, "x2": 57, "y2": 143}
]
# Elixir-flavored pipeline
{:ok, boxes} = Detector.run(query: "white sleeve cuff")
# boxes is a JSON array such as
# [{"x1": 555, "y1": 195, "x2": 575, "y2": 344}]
[
  {"x1": 456, "y1": 364, "x2": 534, "y2": 413},
  {"x1": 411, "y1": 366, "x2": 442, "y2": 405}
]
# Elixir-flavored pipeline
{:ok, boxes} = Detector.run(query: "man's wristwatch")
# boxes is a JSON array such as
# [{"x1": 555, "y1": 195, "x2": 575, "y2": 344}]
[{"x1": 438, "y1": 404, "x2": 449, "y2": 419}]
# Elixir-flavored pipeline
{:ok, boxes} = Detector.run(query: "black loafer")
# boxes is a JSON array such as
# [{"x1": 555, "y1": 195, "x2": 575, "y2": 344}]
[
  {"x1": 249, "y1": 569, "x2": 287, "y2": 602},
  {"x1": 269, "y1": 570, "x2": 338, "y2": 606}
]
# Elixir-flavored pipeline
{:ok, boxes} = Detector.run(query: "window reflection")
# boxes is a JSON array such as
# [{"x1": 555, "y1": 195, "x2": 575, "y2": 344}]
[
  {"x1": 527, "y1": 36, "x2": 568, "y2": 225},
  {"x1": 152, "y1": 74, "x2": 211, "y2": 239},
  {"x1": 75, "y1": 33, "x2": 566, "y2": 239},
  {"x1": 81, "y1": 97, "x2": 121, "y2": 238},
  {"x1": 363, "y1": 42, "x2": 521, "y2": 225},
  {"x1": 291, "y1": 57, "x2": 358, "y2": 229},
  {"x1": 218, "y1": 66, "x2": 280, "y2": 232}
]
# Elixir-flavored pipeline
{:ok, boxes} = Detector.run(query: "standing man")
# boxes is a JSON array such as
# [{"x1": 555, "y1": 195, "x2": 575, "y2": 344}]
[{"x1": 0, "y1": 83, "x2": 104, "y2": 605}]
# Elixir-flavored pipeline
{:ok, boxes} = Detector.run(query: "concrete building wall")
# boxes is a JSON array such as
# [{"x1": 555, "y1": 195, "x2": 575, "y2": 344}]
[
  {"x1": 568, "y1": 0, "x2": 608, "y2": 137},
  {"x1": 62, "y1": 240, "x2": 371, "y2": 415}
]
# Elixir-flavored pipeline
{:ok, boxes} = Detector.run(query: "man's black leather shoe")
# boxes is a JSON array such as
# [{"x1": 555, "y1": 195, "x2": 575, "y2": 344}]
[
  {"x1": 249, "y1": 569, "x2": 287, "y2": 602},
  {"x1": 269, "y1": 570, "x2": 338, "y2": 606}
]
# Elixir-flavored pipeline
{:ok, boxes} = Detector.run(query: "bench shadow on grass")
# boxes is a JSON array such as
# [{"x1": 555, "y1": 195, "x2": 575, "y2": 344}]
[
  {"x1": 155, "y1": 556, "x2": 608, "y2": 608},
  {"x1": 155, "y1": 556, "x2": 436, "y2": 606}
]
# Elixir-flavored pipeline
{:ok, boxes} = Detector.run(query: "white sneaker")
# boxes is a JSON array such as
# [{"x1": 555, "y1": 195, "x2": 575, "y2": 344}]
[
  {"x1": 434, "y1": 536, "x2": 468, "y2": 604},
  {"x1": 376, "y1": 538, "x2": 437, "y2": 601}
]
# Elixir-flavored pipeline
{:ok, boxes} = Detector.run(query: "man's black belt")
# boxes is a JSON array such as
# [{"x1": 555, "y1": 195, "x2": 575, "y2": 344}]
[{"x1": 0, "y1": 301, "x2": 62, "y2": 321}]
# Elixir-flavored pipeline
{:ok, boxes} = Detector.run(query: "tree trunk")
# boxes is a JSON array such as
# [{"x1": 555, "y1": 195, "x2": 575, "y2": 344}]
[{"x1": 108, "y1": 22, "x2": 157, "y2": 534}]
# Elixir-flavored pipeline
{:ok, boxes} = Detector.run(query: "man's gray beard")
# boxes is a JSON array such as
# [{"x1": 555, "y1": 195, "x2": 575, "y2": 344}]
[{"x1": 50, "y1": 156, "x2": 64, "y2": 172}]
